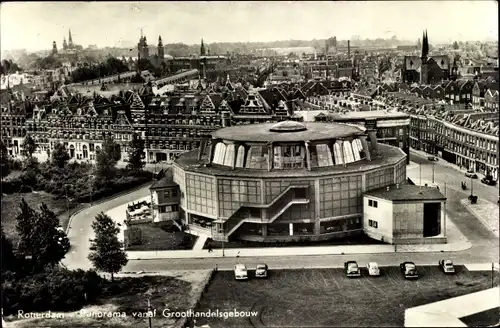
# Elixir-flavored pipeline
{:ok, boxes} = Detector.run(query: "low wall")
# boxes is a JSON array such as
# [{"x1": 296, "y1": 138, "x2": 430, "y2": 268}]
[{"x1": 236, "y1": 229, "x2": 363, "y2": 243}]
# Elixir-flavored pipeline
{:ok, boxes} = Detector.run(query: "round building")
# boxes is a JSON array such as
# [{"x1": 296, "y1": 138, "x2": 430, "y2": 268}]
[{"x1": 172, "y1": 121, "x2": 407, "y2": 242}]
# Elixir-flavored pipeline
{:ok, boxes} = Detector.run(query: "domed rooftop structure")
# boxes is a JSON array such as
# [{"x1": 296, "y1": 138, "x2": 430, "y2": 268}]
[
  {"x1": 269, "y1": 120, "x2": 308, "y2": 132},
  {"x1": 212, "y1": 122, "x2": 365, "y2": 143}
]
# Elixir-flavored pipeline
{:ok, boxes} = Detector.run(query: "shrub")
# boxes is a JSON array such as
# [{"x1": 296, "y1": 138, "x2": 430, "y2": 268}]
[{"x1": 2, "y1": 267, "x2": 105, "y2": 315}]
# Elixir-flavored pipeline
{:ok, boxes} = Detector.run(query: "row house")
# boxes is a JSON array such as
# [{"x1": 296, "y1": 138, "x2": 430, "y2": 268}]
[
  {"x1": 472, "y1": 81, "x2": 499, "y2": 111},
  {"x1": 394, "y1": 103, "x2": 499, "y2": 180},
  {"x1": 408, "y1": 80, "x2": 474, "y2": 105},
  {"x1": 1, "y1": 96, "x2": 30, "y2": 157}
]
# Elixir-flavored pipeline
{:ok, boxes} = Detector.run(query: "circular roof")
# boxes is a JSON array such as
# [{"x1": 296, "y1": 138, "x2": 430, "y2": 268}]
[
  {"x1": 269, "y1": 121, "x2": 307, "y2": 132},
  {"x1": 212, "y1": 122, "x2": 365, "y2": 143}
]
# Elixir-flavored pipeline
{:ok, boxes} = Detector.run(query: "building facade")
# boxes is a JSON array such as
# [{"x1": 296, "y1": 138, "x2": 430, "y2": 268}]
[{"x1": 171, "y1": 121, "x2": 407, "y2": 243}]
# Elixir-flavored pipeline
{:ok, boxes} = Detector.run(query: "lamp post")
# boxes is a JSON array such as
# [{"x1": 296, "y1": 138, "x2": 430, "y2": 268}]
[
  {"x1": 147, "y1": 297, "x2": 153, "y2": 328},
  {"x1": 470, "y1": 176, "x2": 474, "y2": 197},
  {"x1": 432, "y1": 161, "x2": 435, "y2": 184}
]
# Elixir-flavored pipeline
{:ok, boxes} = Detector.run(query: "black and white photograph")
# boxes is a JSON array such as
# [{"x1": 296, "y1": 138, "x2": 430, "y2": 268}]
[{"x1": 1, "y1": 1, "x2": 499, "y2": 327}]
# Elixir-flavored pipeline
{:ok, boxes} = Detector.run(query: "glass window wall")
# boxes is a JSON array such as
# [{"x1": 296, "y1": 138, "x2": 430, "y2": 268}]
[
  {"x1": 186, "y1": 174, "x2": 216, "y2": 215},
  {"x1": 245, "y1": 145, "x2": 268, "y2": 169},
  {"x1": 319, "y1": 176, "x2": 362, "y2": 218}
]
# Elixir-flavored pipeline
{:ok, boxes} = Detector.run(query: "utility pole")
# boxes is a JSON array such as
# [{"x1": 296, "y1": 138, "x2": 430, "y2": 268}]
[
  {"x1": 470, "y1": 176, "x2": 474, "y2": 197},
  {"x1": 492, "y1": 262, "x2": 495, "y2": 288},
  {"x1": 419, "y1": 163, "x2": 422, "y2": 190},
  {"x1": 147, "y1": 298, "x2": 153, "y2": 328},
  {"x1": 432, "y1": 162, "x2": 435, "y2": 184}
]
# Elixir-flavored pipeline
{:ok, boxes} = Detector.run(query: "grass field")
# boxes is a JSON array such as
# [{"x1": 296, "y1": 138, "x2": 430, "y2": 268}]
[
  {"x1": 5, "y1": 271, "x2": 212, "y2": 328},
  {"x1": 126, "y1": 224, "x2": 198, "y2": 251},
  {"x1": 195, "y1": 266, "x2": 499, "y2": 327},
  {"x1": 1, "y1": 192, "x2": 78, "y2": 245},
  {"x1": 204, "y1": 233, "x2": 384, "y2": 249}
]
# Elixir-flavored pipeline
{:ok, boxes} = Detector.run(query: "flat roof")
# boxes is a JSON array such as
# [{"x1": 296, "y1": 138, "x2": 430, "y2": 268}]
[
  {"x1": 364, "y1": 184, "x2": 446, "y2": 202},
  {"x1": 212, "y1": 122, "x2": 365, "y2": 142},
  {"x1": 175, "y1": 143, "x2": 406, "y2": 178},
  {"x1": 326, "y1": 110, "x2": 409, "y2": 120}
]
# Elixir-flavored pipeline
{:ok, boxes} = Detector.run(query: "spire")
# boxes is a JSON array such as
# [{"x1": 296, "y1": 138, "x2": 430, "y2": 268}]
[
  {"x1": 158, "y1": 35, "x2": 163, "y2": 46},
  {"x1": 200, "y1": 38, "x2": 206, "y2": 56},
  {"x1": 68, "y1": 29, "x2": 73, "y2": 45},
  {"x1": 421, "y1": 29, "x2": 429, "y2": 60}
]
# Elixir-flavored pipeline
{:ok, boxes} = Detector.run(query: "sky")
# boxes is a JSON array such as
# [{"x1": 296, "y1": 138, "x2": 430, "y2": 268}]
[{"x1": 1, "y1": 1, "x2": 498, "y2": 51}]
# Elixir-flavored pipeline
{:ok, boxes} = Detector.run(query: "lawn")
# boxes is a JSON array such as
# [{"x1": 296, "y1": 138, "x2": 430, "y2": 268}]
[
  {"x1": 126, "y1": 224, "x2": 198, "y2": 251},
  {"x1": 195, "y1": 266, "x2": 499, "y2": 327},
  {"x1": 5, "y1": 270, "x2": 212, "y2": 328},
  {"x1": 1, "y1": 192, "x2": 81, "y2": 245},
  {"x1": 204, "y1": 233, "x2": 384, "y2": 249}
]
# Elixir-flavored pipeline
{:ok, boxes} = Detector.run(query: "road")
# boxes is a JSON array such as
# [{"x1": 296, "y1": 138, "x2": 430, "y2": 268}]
[
  {"x1": 63, "y1": 151, "x2": 499, "y2": 272},
  {"x1": 62, "y1": 184, "x2": 152, "y2": 270}
]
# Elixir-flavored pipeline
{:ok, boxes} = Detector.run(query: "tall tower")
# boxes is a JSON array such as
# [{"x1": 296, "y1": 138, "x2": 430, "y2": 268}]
[
  {"x1": 63, "y1": 37, "x2": 68, "y2": 50},
  {"x1": 142, "y1": 36, "x2": 149, "y2": 60},
  {"x1": 52, "y1": 41, "x2": 58, "y2": 55},
  {"x1": 137, "y1": 30, "x2": 144, "y2": 61},
  {"x1": 200, "y1": 38, "x2": 206, "y2": 56},
  {"x1": 157, "y1": 35, "x2": 164, "y2": 63},
  {"x1": 68, "y1": 29, "x2": 73, "y2": 48},
  {"x1": 420, "y1": 30, "x2": 429, "y2": 85}
]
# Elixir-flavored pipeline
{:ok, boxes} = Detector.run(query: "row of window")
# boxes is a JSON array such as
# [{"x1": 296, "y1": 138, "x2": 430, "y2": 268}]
[
  {"x1": 158, "y1": 204, "x2": 179, "y2": 213},
  {"x1": 368, "y1": 200, "x2": 378, "y2": 208},
  {"x1": 368, "y1": 219, "x2": 378, "y2": 228}
]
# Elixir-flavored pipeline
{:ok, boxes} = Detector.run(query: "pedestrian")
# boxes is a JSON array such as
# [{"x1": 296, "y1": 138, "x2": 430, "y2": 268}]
[{"x1": 207, "y1": 239, "x2": 213, "y2": 253}]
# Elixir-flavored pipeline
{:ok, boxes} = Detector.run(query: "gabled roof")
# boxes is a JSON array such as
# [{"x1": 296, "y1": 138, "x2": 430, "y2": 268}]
[{"x1": 130, "y1": 92, "x2": 145, "y2": 110}]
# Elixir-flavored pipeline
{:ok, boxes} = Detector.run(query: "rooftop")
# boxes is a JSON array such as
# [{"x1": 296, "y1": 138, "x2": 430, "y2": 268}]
[
  {"x1": 149, "y1": 169, "x2": 177, "y2": 190},
  {"x1": 326, "y1": 110, "x2": 409, "y2": 120},
  {"x1": 212, "y1": 122, "x2": 365, "y2": 142},
  {"x1": 175, "y1": 143, "x2": 406, "y2": 178},
  {"x1": 364, "y1": 184, "x2": 446, "y2": 202}
]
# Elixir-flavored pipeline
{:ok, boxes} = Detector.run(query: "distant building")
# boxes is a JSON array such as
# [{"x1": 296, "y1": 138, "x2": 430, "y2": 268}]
[{"x1": 402, "y1": 30, "x2": 450, "y2": 84}]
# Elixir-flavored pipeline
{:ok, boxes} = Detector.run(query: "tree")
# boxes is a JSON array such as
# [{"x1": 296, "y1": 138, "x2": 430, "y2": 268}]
[
  {"x1": 453, "y1": 41, "x2": 459, "y2": 50},
  {"x1": 51, "y1": 143, "x2": 70, "y2": 168},
  {"x1": 15, "y1": 200, "x2": 70, "y2": 271},
  {"x1": 1, "y1": 139, "x2": 12, "y2": 178},
  {"x1": 130, "y1": 73, "x2": 145, "y2": 83},
  {"x1": 88, "y1": 213, "x2": 128, "y2": 281},
  {"x1": 1, "y1": 226, "x2": 16, "y2": 273},
  {"x1": 126, "y1": 134, "x2": 145, "y2": 172},
  {"x1": 96, "y1": 137, "x2": 121, "y2": 180},
  {"x1": 21, "y1": 134, "x2": 37, "y2": 159}
]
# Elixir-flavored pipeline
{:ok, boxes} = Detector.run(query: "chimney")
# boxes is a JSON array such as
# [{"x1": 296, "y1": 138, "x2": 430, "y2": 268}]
[
  {"x1": 386, "y1": 186, "x2": 390, "y2": 191},
  {"x1": 347, "y1": 40, "x2": 351, "y2": 57}
]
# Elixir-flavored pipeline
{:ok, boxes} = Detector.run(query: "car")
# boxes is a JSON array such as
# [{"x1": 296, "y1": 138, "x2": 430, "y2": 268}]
[
  {"x1": 255, "y1": 264, "x2": 268, "y2": 278},
  {"x1": 234, "y1": 264, "x2": 248, "y2": 280},
  {"x1": 400, "y1": 261, "x2": 419, "y2": 279},
  {"x1": 481, "y1": 176, "x2": 497, "y2": 186},
  {"x1": 465, "y1": 172, "x2": 478, "y2": 179},
  {"x1": 344, "y1": 261, "x2": 361, "y2": 277},
  {"x1": 439, "y1": 260, "x2": 455, "y2": 274},
  {"x1": 366, "y1": 262, "x2": 380, "y2": 276},
  {"x1": 428, "y1": 156, "x2": 439, "y2": 161}
]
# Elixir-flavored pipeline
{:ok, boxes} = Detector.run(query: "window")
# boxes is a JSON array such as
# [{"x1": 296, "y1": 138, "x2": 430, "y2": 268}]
[
  {"x1": 368, "y1": 219, "x2": 378, "y2": 228},
  {"x1": 368, "y1": 199, "x2": 378, "y2": 208},
  {"x1": 158, "y1": 206, "x2": 166, "y2": 213}
]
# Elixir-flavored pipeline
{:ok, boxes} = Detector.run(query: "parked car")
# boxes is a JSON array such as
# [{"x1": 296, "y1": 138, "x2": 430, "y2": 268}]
[
  {"x1": 366, "y1": 262, "x2": 380, "y2": 276},
  {"x1": 465, "y1": 172, "x2": 478, "y2": 179},
  {"x1": 255, "y1": 264, "x2": 268, "y2": 278},
  {"x1": 400, "y1": 262, "x2": 419, "y2": 279},
  {"x1": 234, "y1": 264, "x2": 248, "y2": 280},
  {"x1": 439, "y1": 260, "x2": 455, "y2": 274},
  {"x1": 428, "y1": 156, "x2": 439, "y2": 161},
  {"x1": 344, "y1": 261, "x2": 361, "y2": 277},
  {"x1": 481, "y1": 176, "x2": 497, "y2": 186}
]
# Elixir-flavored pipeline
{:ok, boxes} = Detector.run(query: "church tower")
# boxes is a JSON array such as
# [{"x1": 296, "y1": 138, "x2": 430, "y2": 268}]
[
  {"x1": 142, "y1": 35, "x2": 149, "y2": 60},
  {"x1": 63, "y1": 37, "x2": 68, "y2": 50},
  {"x1": 200, "y1": 38, "x2": 206, "y2": 56},
  {"x1": 137, "y1": 30, "x2": 144, "y2": 61},
  {"x1": 158, "y1": 35, "x2": 164, "y2": 63},
  {"x1": 52, "y1": 41, "x2": 58, "y2": 55},
  {"x1": 68, "y1": 29, "x2": 73, "y2": 48},
  {"x1": 419, "y1": 30, "x2": 429, "y2": 85}
]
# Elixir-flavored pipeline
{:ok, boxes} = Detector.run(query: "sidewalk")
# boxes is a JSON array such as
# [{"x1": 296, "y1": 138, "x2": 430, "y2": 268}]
[
  {"x1": 126, "y1": 216, "x2": 471, "y2": 260},
  {"x1": 461, "y1": 198, "x2": 499, "y2": 237},
  {"x1": 410, "y1": 149, "x2": 489, "y2": 180}
]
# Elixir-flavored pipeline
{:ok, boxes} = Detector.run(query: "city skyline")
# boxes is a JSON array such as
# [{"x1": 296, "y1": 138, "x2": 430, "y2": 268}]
[{"x1": 1, "y1": 1, "x2": 498, "y2": 52}]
